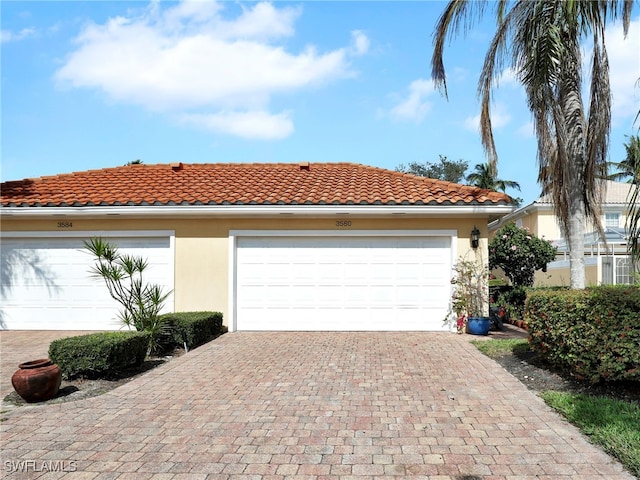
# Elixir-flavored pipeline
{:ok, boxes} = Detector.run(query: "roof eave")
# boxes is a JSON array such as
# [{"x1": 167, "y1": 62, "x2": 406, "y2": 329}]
[
  {"x1": 1, "y1": 204, "x2": 514, "y2": 219},
  {"x1": 488, "y1": 201, "x2": 554, "y2": 230}
]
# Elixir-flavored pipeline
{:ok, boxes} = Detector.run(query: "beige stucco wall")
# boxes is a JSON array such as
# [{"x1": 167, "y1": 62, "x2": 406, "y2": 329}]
[
  {"x1": 534, "y1": 261, "x2": 599, "y2": 287},
  {"x1": 533, "y1": 210, "x2": 561, "y2": 240},
  {"x1": 489, "y1": 207, "x2": 560, "y2": 242},
  {"x1": 533, "y1": 267, "x2": 569, "y2": 287},
  {"x1": 2, "y1": 215, "x2": 492, "y2": 326}
]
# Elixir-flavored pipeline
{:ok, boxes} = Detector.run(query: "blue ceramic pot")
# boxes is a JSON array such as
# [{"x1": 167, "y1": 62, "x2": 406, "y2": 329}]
[{"x1": 467, "y1": 316, "x2": 491, "y2": 335}]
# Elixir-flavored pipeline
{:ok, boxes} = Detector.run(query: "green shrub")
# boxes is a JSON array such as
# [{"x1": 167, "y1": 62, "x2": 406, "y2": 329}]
[
  {"x1": 489, "y1": 222, "x2": 557, "y2": 287},
  {"x1": 159, "y1": 311, "x2": 223, "y2": 350},
  {"x1": 49, "y1": 331, "x2": 151, "y2": 379},
  {"x1": 495, "y1": 286, "x2": 529, "y2": 320},
  {"x1": 527, "y1": 286, "x2": 640, "y2": 383}
]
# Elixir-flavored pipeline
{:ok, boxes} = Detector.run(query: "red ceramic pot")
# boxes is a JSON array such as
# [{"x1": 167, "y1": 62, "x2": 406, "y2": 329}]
[{"x1": 11, "y1": 359, "x2": 62, "y2": 403}]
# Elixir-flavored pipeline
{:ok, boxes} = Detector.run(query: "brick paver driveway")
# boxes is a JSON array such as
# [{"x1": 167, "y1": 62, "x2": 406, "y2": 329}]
[{"x1": 1, "y1": 332, "x2": 634, "y2": 479}]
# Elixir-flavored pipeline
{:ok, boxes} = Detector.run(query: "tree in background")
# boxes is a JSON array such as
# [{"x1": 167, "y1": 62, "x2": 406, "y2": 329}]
[
  {"x1": 466, "y1": 162, "x2": 522, "y2": 206},
  {"x1": 608, "y1": 135, "x2": 640, "y2": 184},
  {"x1": 626, "y1": 125, "x2": 640, "y2": 264},
  {"x1": 489, "y1": 223, "x2": 557, "y2": 287},
  {"x1": 432, "y1": 0, "x2": 634, "y2": 289},
  {"x1": 396, "y1": 155, "x2": 468, "y2": 183},
  {"x1": 627, "y1": 85, "x2": 640, "y2": 263}
]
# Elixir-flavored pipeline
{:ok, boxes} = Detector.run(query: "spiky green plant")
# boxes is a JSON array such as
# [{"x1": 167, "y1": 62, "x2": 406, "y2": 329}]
[{"x1": 84, "y1": 237, "x2": 171, "y2": 354}]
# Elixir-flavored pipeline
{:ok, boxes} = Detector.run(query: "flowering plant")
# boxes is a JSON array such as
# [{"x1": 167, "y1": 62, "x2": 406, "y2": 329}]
[
  {"x1": 489, "y1": 223, "x2": 557, "y2": 287},
  {"x1": 445, "y1": 256, "x2": 489, "y2": 332}
]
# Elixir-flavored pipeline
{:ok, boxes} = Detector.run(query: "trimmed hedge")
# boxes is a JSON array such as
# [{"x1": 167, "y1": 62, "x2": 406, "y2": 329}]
[
  {"x1": 49, "y1": 331, "x2": 151, "y2": 379},
  {"x1": 159, "y1": 311, "x2": 223, "y2": 350},
  {"x1": 527, "y1": 286, "x2": 640, "y2": 383}
]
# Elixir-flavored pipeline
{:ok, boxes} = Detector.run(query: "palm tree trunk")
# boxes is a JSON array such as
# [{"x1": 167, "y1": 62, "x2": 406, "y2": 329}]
[
  {"x1": 559, "y1": 35, "x2": 587, "y2": 290},
  {"x1": 567, "y1": 185, "x2": 586, "y2": 289}
]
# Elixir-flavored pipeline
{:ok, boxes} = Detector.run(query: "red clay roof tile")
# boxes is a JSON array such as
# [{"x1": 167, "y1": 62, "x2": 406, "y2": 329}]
[{"x1": 1, "y1": 162, "x2": 512, "y2": 207}]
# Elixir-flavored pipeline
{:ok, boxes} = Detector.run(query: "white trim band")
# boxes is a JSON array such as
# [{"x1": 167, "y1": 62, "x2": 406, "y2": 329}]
[{"x1": 2, "y1": 204, "x2": 514, "y2": 218}]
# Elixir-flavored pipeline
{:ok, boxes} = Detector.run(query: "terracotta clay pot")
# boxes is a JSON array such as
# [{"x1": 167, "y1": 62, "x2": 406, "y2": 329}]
[{"x1": 11, "y1": 359, "x2": 62, "y2": 403}]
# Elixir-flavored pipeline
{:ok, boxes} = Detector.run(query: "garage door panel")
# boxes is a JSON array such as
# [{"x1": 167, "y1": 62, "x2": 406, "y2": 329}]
[
  {"x1": 371, "y1": 264, "x2": 394, "y2": 280},
  {"x1": 267, "y1": 285, "x2": 291, "y2": 303},
  {"x1": 291, "y1": 263, "x2": 314, "y2": 280},
  {"x1": 342, "y1": 285, "x2": 369, "y2": 302},
  {"x1": 317, "y1": 263, "x2": 341, "y2": 279},
  {"x1": 4, "y1": 306, "x2": 125, "y2": 331},
  {"x1": 1, "y1": 235, "x2": 173, "y2": 330},
  {"x1": 370, "y1": 286, "x2": 394, "y2": 303},
  {"x1": 291, "y1": 285, "x2": 315, "y2": 302},
  {"x1": 344, "y1": 264, "x2": 369, "y2": 280},
  {"x1": 316, "y1": 285, "x2": 343, "y2": 302},
  {"x1": 71, "y1": 285, "x2": 113, "y2": 304},
  {"x1": 236, "y1": 235, "x2": 452, "y2": 331}
]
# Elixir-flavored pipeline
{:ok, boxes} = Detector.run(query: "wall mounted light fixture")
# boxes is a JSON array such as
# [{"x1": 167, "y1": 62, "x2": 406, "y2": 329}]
[{"x1": 471, "y1": 226, "x2": 480, "y2": 249}]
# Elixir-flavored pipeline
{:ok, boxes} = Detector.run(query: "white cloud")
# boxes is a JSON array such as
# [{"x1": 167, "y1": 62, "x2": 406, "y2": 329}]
[
  {"x1": 463, "y1": 114, "x2": 480, "y2": 131},
  {"x1": 496, "y1": 67, "x2": 519, "y2": 87},
  {"x1": 464, "y1": 103, "x2": 511, "y2": 131},
  {"x1": 178, "y1": 110, "x2": 293, "y2": 139},
  {"x1": 451, "y1": 67, "x2": 468, "y2": 83},
  {"x1": 350, "y1": 30, "x2": 370, "y2": 56},
  {"x1": 1, "y1": 27, "x2": 35, "y2": 43},
  {"x1": 54, "y1": 0, "x2": 364, "y2": 140},
  {"x1": 516, "y1": 121, "x2": 534, "y2": 138},
  {"x1": 605, "y1": 17, "x2": 640, "y2": 121},
  {"x1": 154, "y1": 1, "x2": 300, "y2": 41},
  {"x1": 388, "y1": 79, "x2": 433, "y2": 123}
]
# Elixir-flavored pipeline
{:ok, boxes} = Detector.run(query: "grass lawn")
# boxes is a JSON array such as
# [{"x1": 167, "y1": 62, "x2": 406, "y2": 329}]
[
  {"x1": 541, "y1": 391, "x2": 640, "y2": 477},
  {"x1": 472, "y1": 338, "x2": 640, "y2": 478},
  {"x1": 471, "y1": 338, "x2": 528, "y2": 358}
]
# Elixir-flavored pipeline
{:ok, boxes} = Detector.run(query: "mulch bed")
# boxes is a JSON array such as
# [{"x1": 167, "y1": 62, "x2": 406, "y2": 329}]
[
  {"x1": 3, "y1": 348, "x2": 185, "y2": 409},
  {"x1": 494, "y1": 344, "x2": 640, "y2": 404}
]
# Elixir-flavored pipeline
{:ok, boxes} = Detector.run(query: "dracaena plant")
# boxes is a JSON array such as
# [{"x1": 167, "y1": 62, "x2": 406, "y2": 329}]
[{"x1": 84, "y1": 237, "x2": 171, "y2": 354}]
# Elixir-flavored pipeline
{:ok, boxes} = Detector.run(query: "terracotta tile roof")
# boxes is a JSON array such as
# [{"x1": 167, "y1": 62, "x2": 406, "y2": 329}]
[{"x1": 1, "y1": 162, "x2": 512, "y2": 207}]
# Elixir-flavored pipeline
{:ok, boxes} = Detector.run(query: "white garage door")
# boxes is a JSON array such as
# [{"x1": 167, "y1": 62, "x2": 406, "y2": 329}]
[
  {"x1": 0, "y1": 233, "x2": 174, "y2": 330},
  {"x1": 235, "y1": 235, "x2": 452, "y2": 331}
]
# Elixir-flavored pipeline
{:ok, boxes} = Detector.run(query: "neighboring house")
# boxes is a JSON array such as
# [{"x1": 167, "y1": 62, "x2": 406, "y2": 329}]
[
  {"x1": 1, "y1": 162, "x2": 512, "y2": 331},
  {"x1": 489, "y1": 180, "x2": 638, "y2": 286}
]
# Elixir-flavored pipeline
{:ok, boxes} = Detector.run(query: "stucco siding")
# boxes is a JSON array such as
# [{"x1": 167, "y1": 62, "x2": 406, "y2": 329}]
[
  {"x1": 535, "y1": 211, "x2": 561, "y2": 240},
  {"x1": 535, "y1": 261, "x2": 600, "y2": 287},
  {"x1": 174, "y1": 236, "x2": 227, "y2": 314}
]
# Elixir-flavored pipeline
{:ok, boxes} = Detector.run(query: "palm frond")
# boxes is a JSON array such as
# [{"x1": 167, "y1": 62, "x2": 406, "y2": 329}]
[
  {"x1": 432, "y1": 0, "x2": 489, "y2": 98},
  {"x1": 431, "y1": 0, "x2": 637, "y2": 288}
]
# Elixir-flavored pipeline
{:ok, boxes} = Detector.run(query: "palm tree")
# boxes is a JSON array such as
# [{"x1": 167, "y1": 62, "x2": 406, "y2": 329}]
[
  {"x1": 467, "y1": 162, "x2": 522, "y2": 205},
  {"x1": 626, "y1": 132, "x2": 640, "y2": 263},
  {"x1": 432, "y1": 0, "x2": 634, "y2": 289},
  {"x1": 608, "y1": 135, "x2": 640, "y2": 183},
  {"x1": 466, "y1": 162, "x2": 521, "y2": 192}
]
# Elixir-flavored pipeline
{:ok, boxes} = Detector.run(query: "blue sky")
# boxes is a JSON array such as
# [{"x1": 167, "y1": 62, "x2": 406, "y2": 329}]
[{"x1": 2, "y1": 1, "x2": 639, "y2": 205}]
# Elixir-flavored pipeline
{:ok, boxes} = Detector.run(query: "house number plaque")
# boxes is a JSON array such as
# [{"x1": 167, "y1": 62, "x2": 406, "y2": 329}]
[
  {"x1": 335, "y1": 220, "x2": 352, "y2": 227},
  {"x1": 57, "y1": 222, "x2": 73, "y2": 228}
]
